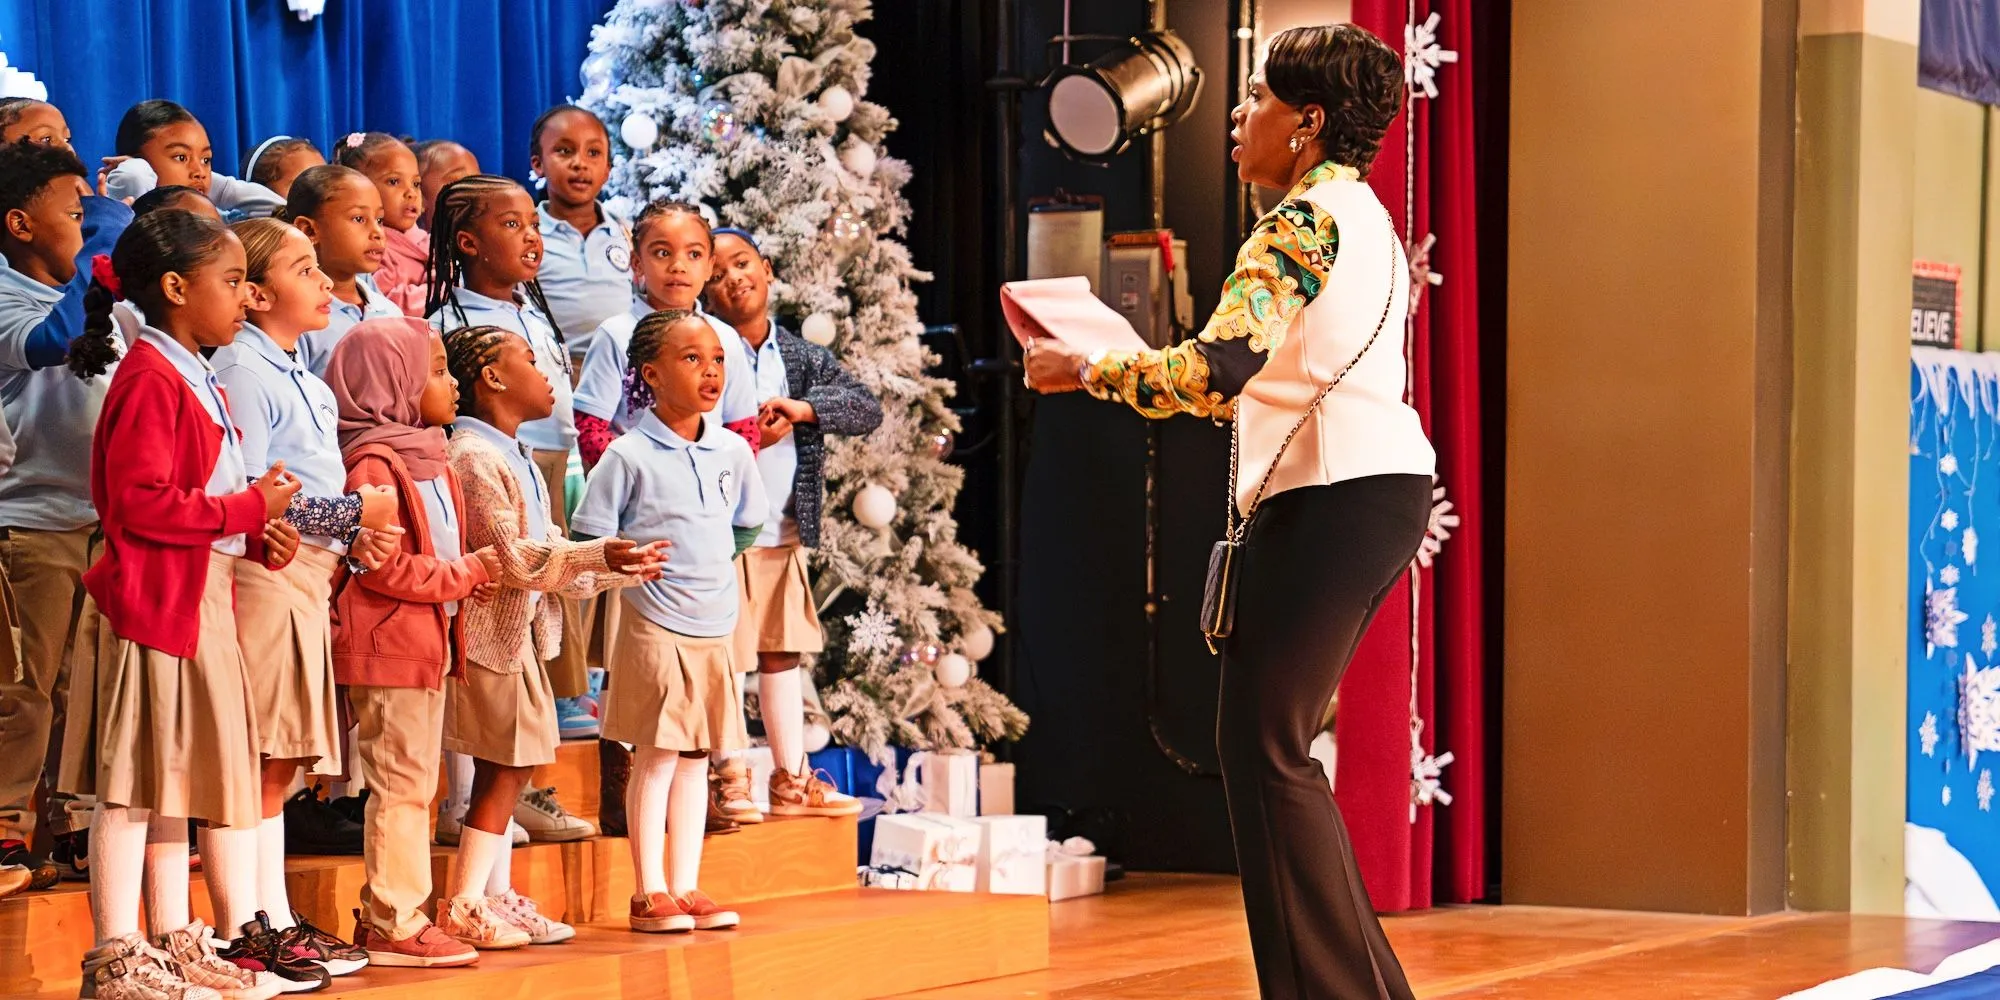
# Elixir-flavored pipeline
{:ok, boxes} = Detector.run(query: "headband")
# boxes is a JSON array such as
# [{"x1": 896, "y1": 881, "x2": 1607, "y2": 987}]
[
  {"x1": 246, "y1": 134, "x2": 293, "y2": 176},
  {"x1": 711, "y1": 226, "x2": 760, "y2": 255}
]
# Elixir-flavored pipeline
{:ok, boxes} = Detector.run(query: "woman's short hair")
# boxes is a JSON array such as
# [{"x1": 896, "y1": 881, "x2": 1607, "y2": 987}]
[{"x1": 1263, "y1": 24, "x2": 1404, "y2": 176}]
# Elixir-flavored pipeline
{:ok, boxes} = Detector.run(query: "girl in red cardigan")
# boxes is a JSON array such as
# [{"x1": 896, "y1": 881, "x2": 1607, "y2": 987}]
[
  {"x1": 56, "y1": 209, "x2": 300, "y2": 1000},
  {"x1": 324, "y1": 316, "x2": 500, "y2": 969}
]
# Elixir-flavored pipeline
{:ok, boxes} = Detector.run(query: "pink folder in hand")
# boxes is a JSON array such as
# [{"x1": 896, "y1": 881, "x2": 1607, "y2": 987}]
[{"x1": 1000, "y1": 276, "x2": 1151, "y2": 353}]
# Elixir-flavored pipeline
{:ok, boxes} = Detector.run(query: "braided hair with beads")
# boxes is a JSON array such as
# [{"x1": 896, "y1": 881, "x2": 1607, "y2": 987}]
[
  {"x1": 621, "y1": 308, "x2": 695, "y2": 415},
  {"x1": 424, "y1": 174, "x2": 562, "y2": 346},
  {"x1": 441, "y1": 324, "x2": 516, "y2": 420}
]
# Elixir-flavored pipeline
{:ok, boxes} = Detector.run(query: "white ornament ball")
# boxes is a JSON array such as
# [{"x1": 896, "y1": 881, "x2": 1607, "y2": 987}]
[
  {"x1": 819, "y1": 85, "x2": 856, "y2": 122},
  {"x1": 852, "y1": 484, "x2": 897, "y2": 530},
  {"x1": 619, "y1": 112, "x2": 659, "y2": 151},
  {"x1": 803, "y1": 721, "x2": 831, "y2": 754},
  {"x1": 839, "y1": 140, "x2": 878, "y2": 178},
  {"x1": 962, "y1": 624, "x2": 995, "y2": 662},
  {"x1": 801, "y1": 312, "x2": 837, "y2": 346},
  {"x1": 935, "y1": 653, "x2": 972, "y2": 688}
]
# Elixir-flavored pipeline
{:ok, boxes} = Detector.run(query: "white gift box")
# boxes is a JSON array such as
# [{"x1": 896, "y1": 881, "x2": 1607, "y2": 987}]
[
  {"x1": 870, "y1": 813, "x2": 980, "y2": 891},
  {"x1": 740, "y1": 745, "x2": 775, "y2": 810},
  {"x1": 974, "y1": 815, "x2": 1047, "y2": 895},
  {"x1": 1048, "y1": 854, "x2": 1107, "y2": 901},
  {"x1": 979, "y1": 762, "x2": 1016, "y2": 816},
  {"x1": 877, "y1": 749, "x2": 981, "y2": 818}
]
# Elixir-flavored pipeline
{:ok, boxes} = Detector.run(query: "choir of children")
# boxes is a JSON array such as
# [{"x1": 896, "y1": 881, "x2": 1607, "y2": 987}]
[{"x1": 0, "y1": 97, "x2": 883, "y2": 999}]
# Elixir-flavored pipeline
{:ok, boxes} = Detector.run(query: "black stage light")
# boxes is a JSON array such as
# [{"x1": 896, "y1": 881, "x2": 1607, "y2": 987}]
[{"x1": 1044, "y1": 30, "x2": 1203, "y2": 164}]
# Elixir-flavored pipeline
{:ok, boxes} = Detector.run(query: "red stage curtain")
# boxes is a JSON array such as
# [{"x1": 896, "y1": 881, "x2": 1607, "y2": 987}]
[{"x1": 1336, "y1": 0, "x2": 1488, "y2": 912}]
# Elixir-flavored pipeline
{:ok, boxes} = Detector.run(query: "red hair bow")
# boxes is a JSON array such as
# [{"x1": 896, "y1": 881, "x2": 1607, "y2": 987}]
[{"x1": 90, "y1": 254, "x2": 122, "y2": 299}]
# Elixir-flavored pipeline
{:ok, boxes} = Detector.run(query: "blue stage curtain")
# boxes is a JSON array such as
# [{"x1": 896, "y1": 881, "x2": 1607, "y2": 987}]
[{"x1": 0, "y1": 0, "x2": 615, "y2": 185}]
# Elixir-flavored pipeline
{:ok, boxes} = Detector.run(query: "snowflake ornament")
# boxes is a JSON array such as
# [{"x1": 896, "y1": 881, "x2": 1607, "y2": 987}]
[
  {"x1": 1943, "y1": 454, "x2": 1961, "y2": 476},
  {"x1": 1404, "y1": 12, "x2": 1459, "y2": 99},
  {"x1": 1414, "y1": 481, "x2": 1459, "y2": 569},
  {"x1": 1983, "y1": 615, "x2": 1996, "y2": 658},
  {"x1": 1946, "y1": 785, "x2": 1955, "y2": 806},
  {"x1": 1944, "y1": 510, "x2": 1962, "y2": 532},
  {"x1": 1969, "y1": 528, "x2": 1982, "y2": 565},
  {"x1": 1982, "y1": 770, "x2": 1995, "y2": 811},
  {"x1": 0, "y1": 48, "x2": 48, "y2": 101},
  {"x1": 1406, "y1": 233, "x2": 1443, "y2": 316},
  {"x1": 1930, "y1": 587, "x2": 1972, "y2": 657},
  {"x1": 844, "y1": 603, "x2": 900, "y2": 656},
  {"x1": 285, "y1": 0, "x2": 326, "y2": 20},
  {"x1": 1960, "y1": 653, "x2": 2000, "y2": 767},
  {"x1": 1944, "y1": 565, "x2": 1963, "y2": 586},
  {"x1": 1923, "y1": 711, "x2": 1941, "y2": 758},
  {"x1": 1410, "y1": 748, "x2": 1453, "y2": 822}
]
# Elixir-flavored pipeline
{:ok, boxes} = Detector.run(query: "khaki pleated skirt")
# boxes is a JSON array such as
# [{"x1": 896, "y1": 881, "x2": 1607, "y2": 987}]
[
  {"x1": 234, "y1": 543, "x2": 342, "y2": 774},
  {"x1": 606, "y1": 598, "x2": 745, "y2": 753},
  {"x1": 444, "y1": 636, "x2": 559, "y2": 768},
  {"x1": 731, "y1": 544, "x2": 825, "y2": 672},
  {"x1": 57, "y1": 551, "x2": 262, "y2": 828}
]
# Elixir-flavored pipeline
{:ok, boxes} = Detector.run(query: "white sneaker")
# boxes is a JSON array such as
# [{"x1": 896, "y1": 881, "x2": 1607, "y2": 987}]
[
  {"x1": 490, "y1": 889, "x2": 575, "y2": 945},
  {"x1": 514, "y1": 786, "x2": 595, "y2": 843},
  {"x1": 154, "y1": 921, "x2": 283, "y2": 1000},
  {"x1": 715, "y1": 760, "x2": 764, "y2": 824},
  {"x1": 80, "y1": 933, "x2": 222, "y2": 1000},
  {"x1": 436, "y1": 806, "x2": 529, "y2": 846},
  {"x1": 435, "y1": 896, "x2": 532, "y2": 950}
]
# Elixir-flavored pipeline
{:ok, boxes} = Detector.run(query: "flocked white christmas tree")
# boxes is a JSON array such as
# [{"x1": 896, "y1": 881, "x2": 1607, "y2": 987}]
[{"x1": 580, "y1": 0, "x2": 1027, "y2": 763}]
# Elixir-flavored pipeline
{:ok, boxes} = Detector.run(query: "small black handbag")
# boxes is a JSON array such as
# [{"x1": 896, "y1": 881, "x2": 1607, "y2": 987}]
[{"x1": 1202, "y1": 227, "x2": 1401, "y2": 653}]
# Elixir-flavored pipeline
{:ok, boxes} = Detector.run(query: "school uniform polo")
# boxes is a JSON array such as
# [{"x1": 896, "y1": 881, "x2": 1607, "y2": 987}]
[
  {"x1": 137, "y1": 327, "x2": 247, "y2": 556},
  {"x1": 732, "y1": 319, "x2": 798, "y2": 546},
  {"x1": 572, "y1": 305, "x2": 758, "y2": 435},
  {"x1": 571, "y1": 411, "x2": 765, "y2": 638},
  {"x1": 214, "y1": 324, "x2": 350, "y2": 553},
  {"x1": 302, "y1": 273, "x2": 403, "y2": 377},
  {"x1": 429, "y1": 288, "x2": 575, "y2": 454},
  {"x1": 536, "y1": 203, "x2": 632, "y2": 357},
  {"x1": 452, "y1": 415, "x2": 549, "y2": 608},
  {"x1": 0, "y1": 258, "x2": 115, "y2": 531},
  {"x1": 417, "y1": 475, "x2": 464, "y2": 614}
]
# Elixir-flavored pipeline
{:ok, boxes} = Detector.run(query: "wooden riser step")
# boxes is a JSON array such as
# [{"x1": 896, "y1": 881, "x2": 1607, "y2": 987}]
[
  {"x1": 2, "y1": 815, "x2": 858, "y2": 992},
  {"x1": 23, "y1": 889, "x2": 1051, "y2": 1000}
]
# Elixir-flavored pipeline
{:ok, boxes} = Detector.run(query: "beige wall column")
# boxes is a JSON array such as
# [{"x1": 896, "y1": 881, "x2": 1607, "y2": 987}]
[
  {"x1": 1504, "y1": 0, "x2": 1794, "y2": 914},
  {"x1": 1787, "y1": 0, "x2": 1917, "y2": 915}
]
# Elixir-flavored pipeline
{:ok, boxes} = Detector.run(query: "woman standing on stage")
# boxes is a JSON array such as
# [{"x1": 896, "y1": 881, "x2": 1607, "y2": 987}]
[{"x1": 1025, "y1": 24, "x2": 1431, "y2": 1000}]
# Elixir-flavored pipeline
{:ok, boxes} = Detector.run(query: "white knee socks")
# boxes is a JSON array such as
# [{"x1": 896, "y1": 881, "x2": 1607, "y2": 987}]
[
  {"x1": 486, "y1": 828, "x2": 513, "y2": 897},
  {"x1": 450, "y1": 826, "x2": 507, "y2": 901},
  {"x1": 144, "y1": 814, "x2": 190, "y2": 937},
  {"x1": 258, "y1": 815, "x2": 295, "y2": 930},
  {"x1": 198, "y1": 822, "x2": 260, "y2": 937},
  {"x1": 627, "y1": 748, "x2": 676, "y2": 897},
  {"x1": 89, "y1": 805, "x2": 150, "y2": 942},
  {"x1": 442, "y1": 752, "x2": 474, "y2": 820},
  {"x1": 760, "y1": 668, "x2": 806, "y2": 773},
  {"x1": 667, "y1": 755, "x2": 708, "y2": 897}
]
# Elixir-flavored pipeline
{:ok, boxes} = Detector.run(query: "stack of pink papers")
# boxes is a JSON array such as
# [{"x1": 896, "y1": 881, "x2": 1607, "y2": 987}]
[{"x1": 999, "y1": 277, "x2": 1150, "y2": 353}]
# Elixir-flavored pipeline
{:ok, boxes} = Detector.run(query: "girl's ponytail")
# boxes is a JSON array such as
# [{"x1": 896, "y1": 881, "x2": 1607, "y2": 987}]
[
  {"x1": 69, "y1": 260, "x2": 120, "y2": 380},
  {"x1": 69, "y1": 211, "x2": 232, "y2": 381}
]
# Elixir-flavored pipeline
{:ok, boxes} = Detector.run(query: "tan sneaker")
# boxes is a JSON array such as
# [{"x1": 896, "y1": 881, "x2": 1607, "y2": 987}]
[
  {"x1": 435, "y1": 896, "x2": 532, "y2": 950},
  {"x1": 80, "y1": 934, "x2": 221, "y2": 1000},
  {"x1": 714, "y1": 760, "x2": 763, "y2": 824},
  {"x1": 153, "y1": 921, "x2": 283, "y2": 1000},
  {"x1": 629, "y1": 892, "x2": 695, "y2": 934},
  {"x1": 769, "y1": 766, "x2": 864, "y2": 817},
  {"x1": 676, "y1": 890, "x2": 739, "y2": 931},
  {"x1": 490, "y1": 890, "x2": 575, "y2": 945}
]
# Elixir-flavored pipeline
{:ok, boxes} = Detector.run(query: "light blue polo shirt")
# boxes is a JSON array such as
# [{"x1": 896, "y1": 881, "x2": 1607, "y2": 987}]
[
  {"x1": 302, "y1": 273, "x2": 403, "y2": 377},
  {"x1": 732, "y1": 319, "x2": 797, "y2": 547},
  {"x1": 417, "y1": 475, "x2": 463, "y2": 614},
  {"x1": 138, "y1": 326, "x2": 247, "y2": 556},
  {"x1": 214, "y1": 323, "x2": 349, "y2": 553},
  {"x1": 0, "y1": 257, "x2": 114, "y2": 531},
  {"x1": 572, "y1": 305, "x2": 757, "y2": 436},
  {"x1": 571, "y1": 411, "x2": 765, "y2": 638},
  {"x1": 429, "y1": 287, "x2": 575, "y2": 454},
  {"x1": 454, "y1": 415, "x2": 550, "y2": 609},
  {"x1": 536, "y1": 203, "x2": 632, "y2": 358}
]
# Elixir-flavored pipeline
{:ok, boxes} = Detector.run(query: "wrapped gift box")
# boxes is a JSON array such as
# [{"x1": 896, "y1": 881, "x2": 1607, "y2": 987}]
[
  {"x1": 974, "y1": 815, "x2": 1048, "y2": 895},
  {"x1": 979, "y1": 761, "x2": 1016, "y2": 816},
  {"x1": 923, "y1": 750, "x2": 980, "y2": 817},
  {"x1": 1049, "y1": 854, "x2": 1107, "y2": 901},
  {"x1": 869, "y1": 813, "x2": 979, "y2": 891}
]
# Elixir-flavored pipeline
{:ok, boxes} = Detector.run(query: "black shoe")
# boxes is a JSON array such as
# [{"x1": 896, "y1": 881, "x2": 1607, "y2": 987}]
[
  {"x1": 220, "y1": 911, "x2": 332, "y2": 993},
  {"x1": 0, "y1": 839, "x2": 58, "y2": 890},
  {"x1": 327, "y1": 790, "x2": 370, "y2": 827},
  {"x1": 598, "y1": 738, "x2": 630, "y2": 838},
  {"x1": 284, "y1": 909, "x2": 369, "y2": 976},
  {"x1": 50, "y1": 829, "x2": 88, "y2": 881},
  {"x1": 283, "y1": 788, "x2": 364, "y2": 856}
]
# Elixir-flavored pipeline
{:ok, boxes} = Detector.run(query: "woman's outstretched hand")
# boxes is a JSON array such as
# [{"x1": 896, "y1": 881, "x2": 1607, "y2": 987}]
[{"x1": 1023, "y1": 338, "x2": 1089, "y2": 394}]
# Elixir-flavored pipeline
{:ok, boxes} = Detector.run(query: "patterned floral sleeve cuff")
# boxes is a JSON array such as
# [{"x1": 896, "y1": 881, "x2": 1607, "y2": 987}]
[
  {"x1": 283, "y1": 492, "x2": 364, "y2": 542},
  {"x1": 1082, "y1": 341, "x2": 1232, "y2": 420}
]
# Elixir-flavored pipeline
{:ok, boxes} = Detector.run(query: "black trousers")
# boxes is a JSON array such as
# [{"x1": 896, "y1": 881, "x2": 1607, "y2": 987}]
[{"x1": 1218, "y1": 474, "x2": 1431, "y2": 1000}]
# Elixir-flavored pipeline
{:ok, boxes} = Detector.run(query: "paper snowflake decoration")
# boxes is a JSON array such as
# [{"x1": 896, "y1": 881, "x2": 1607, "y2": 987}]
[
  {"x1": 1960, "y1": 653, "x2": 2000, "y2": 767},
  {"x1": 1969, "y1": 528, "x2": 1981, "y2": 565},
  {"x1": 1404, "y1": 12, "x2": 1459, "y2": 99},
  {"x1": 0, "y1": 49, "x2": 47, "y2": 101},
  {"x1": 1414, "y1": 481, "x2": 1459, "y2": 569},
  {"x1": 1410, "y1": 747, "x2": 1454, "y2": 822},
  {"x1": 1981, "y1": 770, "x2": 1995, "y2": 811},
  {"x1": 1943, "y1": 454, "x2": 1961, "y2": 476},
  {"x1": 1922, "y1": 711, "x2": 1941, "y2": 758},
  {"x1": 843, "y1": 602, "x2": 900, "y2": 656},
  {"x1": 1946, "y1": 785, "x2": 1954, "y2": 806},
  {"x1": 286, "y1": 0, "x2": 325, "y2": 20},
  {"x1": 1944, "y1": 509, "x2": 1962, "y2": 532},
  {"x1": 1407, "y1": 233, "x2": 1443, "y2": 316},
  {"x1": 1945, "y1": 565, "x2": 1963, "y2": 586},
  {"x1": 1982, "y1": 615, "x2": 1995, "y2": 658},
  {"x1": 1931, "y1": 587, "x2": 1972, "y2": 656}
]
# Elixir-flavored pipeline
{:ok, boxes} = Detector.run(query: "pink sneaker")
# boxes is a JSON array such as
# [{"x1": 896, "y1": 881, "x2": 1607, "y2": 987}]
[
  {"x1": 676, "y1": 891, "x2": 739, "y2": 931},
  {"x1": 352, "y1": 915, "x2": 478, "y2": 969}
]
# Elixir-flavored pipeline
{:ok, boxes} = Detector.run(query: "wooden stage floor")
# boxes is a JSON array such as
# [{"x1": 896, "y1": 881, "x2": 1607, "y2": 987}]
[{"x1": 890, "y1": 873, "x2": 2000, "y2": 999}]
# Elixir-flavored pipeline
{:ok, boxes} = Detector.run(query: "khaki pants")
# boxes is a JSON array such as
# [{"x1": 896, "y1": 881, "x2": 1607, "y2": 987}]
[
  {"x1": 532, "y1": 448, "x2": 589, "y2": 700},
  {"x1": 352, "y1": 683, "x2": 446, "y2": 939},
  {"x1": 0, "y1": 525, "x2": 97, "y2": 841}
]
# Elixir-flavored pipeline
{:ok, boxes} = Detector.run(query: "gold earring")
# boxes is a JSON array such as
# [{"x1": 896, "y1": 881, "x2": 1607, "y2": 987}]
[{"x1": 1290, "y1": 136, "x2": 1304, "y2": 152}]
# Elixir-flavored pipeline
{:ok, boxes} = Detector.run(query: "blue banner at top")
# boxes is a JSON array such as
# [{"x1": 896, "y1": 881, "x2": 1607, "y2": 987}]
[{"x1": 1924, "y1": 0, "x2": 2000, "y2": 105}]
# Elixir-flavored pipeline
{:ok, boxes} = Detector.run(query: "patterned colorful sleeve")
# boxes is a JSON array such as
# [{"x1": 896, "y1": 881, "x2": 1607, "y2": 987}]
[
  {"x1": 282, "y1": 492, "x2": 364, "y2": 541},
  {"x1": 1082, "y1": 198, "x2": 1339, "y2": 419}
]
